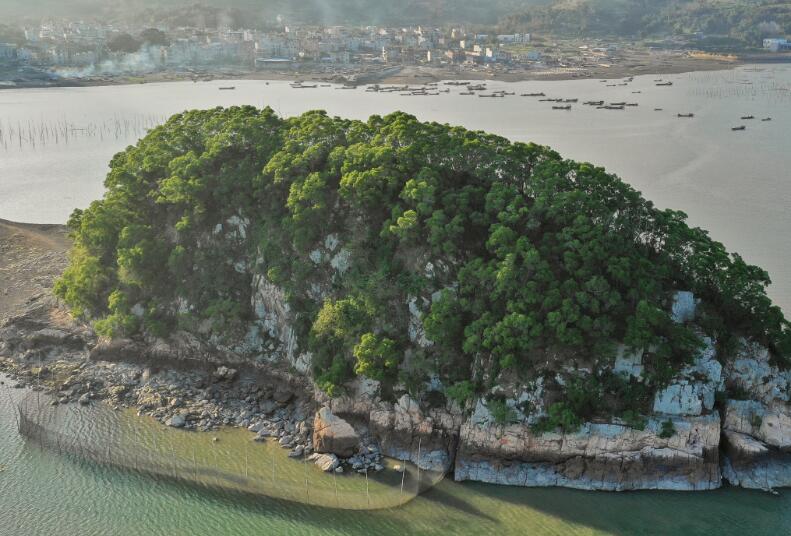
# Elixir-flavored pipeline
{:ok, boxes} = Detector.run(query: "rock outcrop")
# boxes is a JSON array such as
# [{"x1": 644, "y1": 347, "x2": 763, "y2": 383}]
[
  {"x1": 720, "y1": 339, "x2": 791, "y2": 489},
  {"x1": 369, "y1": 394, "x2": 461, "y2": 472},
  {"x1": 325, "y1": 380, "x2": 462, "y2": 472},
  {"x1": 454, "y1": 413, "x2": 721, "y2": 491}
]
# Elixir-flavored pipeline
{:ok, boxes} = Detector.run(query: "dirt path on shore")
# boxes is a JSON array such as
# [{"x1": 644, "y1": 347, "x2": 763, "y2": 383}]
[{"x1": 0, "y1": 219, "x2": 70, "y2": 322}]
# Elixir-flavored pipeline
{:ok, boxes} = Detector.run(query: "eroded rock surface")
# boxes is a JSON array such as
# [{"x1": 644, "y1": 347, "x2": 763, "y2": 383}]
[{"x1": 455, "y1": 414, "x2": 721, "y2": 491}]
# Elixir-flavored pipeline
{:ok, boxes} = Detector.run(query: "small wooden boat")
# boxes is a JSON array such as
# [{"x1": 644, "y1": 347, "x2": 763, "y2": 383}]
[
  {"x1": 598, "y1": 105, "x2": 625, "y2": 110},
  {"x1": 656, "y1": 81, "x2": 673, "y2": 86},
  {"x1": 678, "y1": 113, "x2": 694, "y2": 118},
  {"x1": 584, "y1": 100, "x2": 604, "y2": 106},
  {"x1": 552, "y1": 105, "x2": 572, "y2": 110},
  {"x1": 610, "y1": 102, "x2": 627, "y2": 106},
  {"x1": 563, "y1": 98, "x2": 579, "y2": 103},
  {"x1": 219, "y1": 86, "x2": 236, "y2": 90},
  {"x1": 732, "y1": 125, "x2": 746, "y2": 131},
  {"x1": 762, "y1": 117, "x2": 772, "y2": 121},
  {"x1": 521, "y1": 92, "x2": 546, "y2": 97},
  {"x1": 741, "y1": 115, "x2": 755, "y2": 120},
  {"x1": 654, "y1": 108, "x2": 663, "y2": 111}
]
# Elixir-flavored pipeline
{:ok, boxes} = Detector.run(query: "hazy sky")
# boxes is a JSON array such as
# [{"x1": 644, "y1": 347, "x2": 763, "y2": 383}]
[{"x1": 1, "y1": 0, "x2": 549, "y2": 25}]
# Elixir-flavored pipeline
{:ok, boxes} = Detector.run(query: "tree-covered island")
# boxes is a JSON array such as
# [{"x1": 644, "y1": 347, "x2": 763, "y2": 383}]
[{"x1": 55, "y1": 106, "x2": 790, "y2": 432}]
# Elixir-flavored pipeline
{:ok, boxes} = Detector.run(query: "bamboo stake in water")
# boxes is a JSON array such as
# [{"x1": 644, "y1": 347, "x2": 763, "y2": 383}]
[
  {"x1": 303, "y1": 449, "x2": 309, "y2": 502},
  {"x1": 417, "y1": 437, "x2": 422, "y2": 490},
  {"x1": 365, "y1": 467, "x2": 370, "y2": 508},
  {"x1": 400, "y1": 456, "x2": 406, "y2": 498},
  {"x1": 333, "y1": 466, "x2": 339, "y2": 507}
]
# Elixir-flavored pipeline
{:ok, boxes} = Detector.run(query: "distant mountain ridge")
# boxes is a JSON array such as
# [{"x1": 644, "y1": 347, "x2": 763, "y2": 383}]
[{"x1": 498, "y1": 0, "x2": 791, "y2": 45}]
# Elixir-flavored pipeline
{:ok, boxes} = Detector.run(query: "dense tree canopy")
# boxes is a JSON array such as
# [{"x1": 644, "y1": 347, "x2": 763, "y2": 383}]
[{"x1": 56, "y1": 106, "x2": 790, "y2": 421}]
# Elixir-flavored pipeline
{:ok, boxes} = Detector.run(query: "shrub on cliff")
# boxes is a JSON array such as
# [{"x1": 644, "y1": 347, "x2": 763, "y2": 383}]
[{"x1": 56, "y1": 106, "x2": 791, "y2": 407}]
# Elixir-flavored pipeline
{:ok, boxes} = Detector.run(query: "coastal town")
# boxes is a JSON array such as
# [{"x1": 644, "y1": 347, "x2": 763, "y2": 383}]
[{"x1": 0, "y1": 18, "x2": 773, "y2": 87}]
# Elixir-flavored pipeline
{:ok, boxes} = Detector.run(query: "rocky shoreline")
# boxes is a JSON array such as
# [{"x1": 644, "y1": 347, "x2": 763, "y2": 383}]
[
  {"x1": 1, "y1": 219, "x2": 790, "y2": 492},
  {"x1": 3, "y1": 293, "x2": 790, "y2": 492}
]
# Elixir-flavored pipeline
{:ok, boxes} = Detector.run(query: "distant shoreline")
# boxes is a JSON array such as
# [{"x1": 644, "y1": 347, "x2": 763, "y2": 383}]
[{"x1": 0, "y1": 52, "x2": 764, "y2": 91}]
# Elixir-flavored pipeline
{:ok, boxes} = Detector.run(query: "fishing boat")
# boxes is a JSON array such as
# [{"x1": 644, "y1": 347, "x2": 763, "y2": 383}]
[
  {"x1": 563, "y1": 98, "x2": 579, "y2": 103},
  {"x1": 654, "y1": 108, "x2": 664, "y2": 111},
  {"x1": 678, "y1": 113, "x2": 694, "y2": 118},
  {"x1": 732, "y1": 126, "x2": 746, "y2": 131},
  {"x1": 762, "y1": 117, "x2": 772, "y2": 121},
  {"x1": 625, "y1": 103, "x2": 639, "y2": 107},
  {"x1": 656, "y1": 81, "x2": 673, "y2": 86},
  {"x1": 552, "y1": 105, "x2": 572, "y2": 110},
  {"x1": 598, "y1": 105, "x2": 625, "y2": 110},
  {"x1": 741, "y1": 115, "x2": 755, "y2": 120},
  {"x1": 460, "y1": 92, "x2": 474, "y2": 95},
  {"x1": 479, "y1": 93, "x2": 505, "y2": 98},
  {"x1": 610, "y1": 102, "x2": 627, "y2": 106},
  {"x1": 219, "y1": 86, "x2": 236, "y2": 90},
  {"x1": 584, "y1": 100, "x2": 604, "y2": 106}
]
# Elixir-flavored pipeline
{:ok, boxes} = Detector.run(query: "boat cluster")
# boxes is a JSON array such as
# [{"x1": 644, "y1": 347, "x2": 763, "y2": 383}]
[{"x1": 731, "y1": 114, "x2": 772, "y2": 132}]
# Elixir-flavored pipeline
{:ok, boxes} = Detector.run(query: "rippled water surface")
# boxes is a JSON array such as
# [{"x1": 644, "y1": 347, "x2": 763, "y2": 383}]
[
  {"x1": 1, "y1": 380, "x2": 790, "y2": 536},
  {"x1": 1, "y1": 66, "x2": 791, "y2": 534},
  {"x1": 1, "y1": 65, "x2": 789, "y2": 312}
]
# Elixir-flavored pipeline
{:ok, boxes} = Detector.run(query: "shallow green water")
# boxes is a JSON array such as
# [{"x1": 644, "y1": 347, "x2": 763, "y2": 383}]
[{"x1": 1, "y1": 382, "x2": 789, "y2": 535}]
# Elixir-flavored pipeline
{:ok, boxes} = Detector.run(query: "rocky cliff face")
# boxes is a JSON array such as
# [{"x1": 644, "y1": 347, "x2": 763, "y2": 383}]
[
  {"x1": 454, "y1": 414, "x2": 721, "y2": 490},
  {"x1": 3, "y1": 236, "x2": 791, "y2": 492},
  {"x1": 720, "y1": 340, "x2": 791, "y2": 489}
]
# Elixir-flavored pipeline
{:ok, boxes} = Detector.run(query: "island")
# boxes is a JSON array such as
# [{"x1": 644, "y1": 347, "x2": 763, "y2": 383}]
[{"x1": 1, "y1": 106, "x2": 790, "y2": 492}]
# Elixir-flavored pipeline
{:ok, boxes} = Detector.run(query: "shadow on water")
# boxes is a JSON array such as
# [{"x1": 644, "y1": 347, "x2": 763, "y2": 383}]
[
  {"x1": 52, "y1": 448, "x2": 413, "y2": 536},
  {"x1": 413, "y1": 480, "x2": 499, "y2": 524},
  {"x1": 464, "y1": 479, "x2": 789, "y2": 536}
]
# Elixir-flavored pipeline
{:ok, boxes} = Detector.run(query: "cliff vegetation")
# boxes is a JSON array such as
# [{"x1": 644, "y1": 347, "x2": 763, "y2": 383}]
[{"x1": 55, "y1": 106, "x2": 791, "y2": 430}]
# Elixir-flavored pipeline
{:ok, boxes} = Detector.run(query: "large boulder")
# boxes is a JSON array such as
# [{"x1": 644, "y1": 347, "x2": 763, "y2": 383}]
[{"x1": 312, "y1": 407, "x2": 359, "y2": 457}]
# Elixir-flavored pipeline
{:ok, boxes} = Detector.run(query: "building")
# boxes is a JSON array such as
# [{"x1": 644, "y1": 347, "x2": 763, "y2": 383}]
[
  {"x1": 763, "y1": 38, "x2": 791, "y2": 52},
  {"x1": 497, "y1": 33, "x2": 530, "y2": 44},
  {"x1": 0, "y1": 43, "x2": 18, "y2": 64}
]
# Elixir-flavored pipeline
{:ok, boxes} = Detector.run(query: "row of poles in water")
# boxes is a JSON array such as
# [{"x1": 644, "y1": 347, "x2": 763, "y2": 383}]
[
  {"x1": 3, "y1": 373, "x2": 429, "y2": 510},
  {"x1": 0, "y1": 114, "x2": 167, "y2": 151}
]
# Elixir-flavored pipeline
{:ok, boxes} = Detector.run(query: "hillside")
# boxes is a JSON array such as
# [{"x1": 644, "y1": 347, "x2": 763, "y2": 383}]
[
  {"x1": 54, "y1": 106, "x2": 790, "y2": 433},
  {"x1": 499, "y1": 0, "x2": 791, "y2": 46}
]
